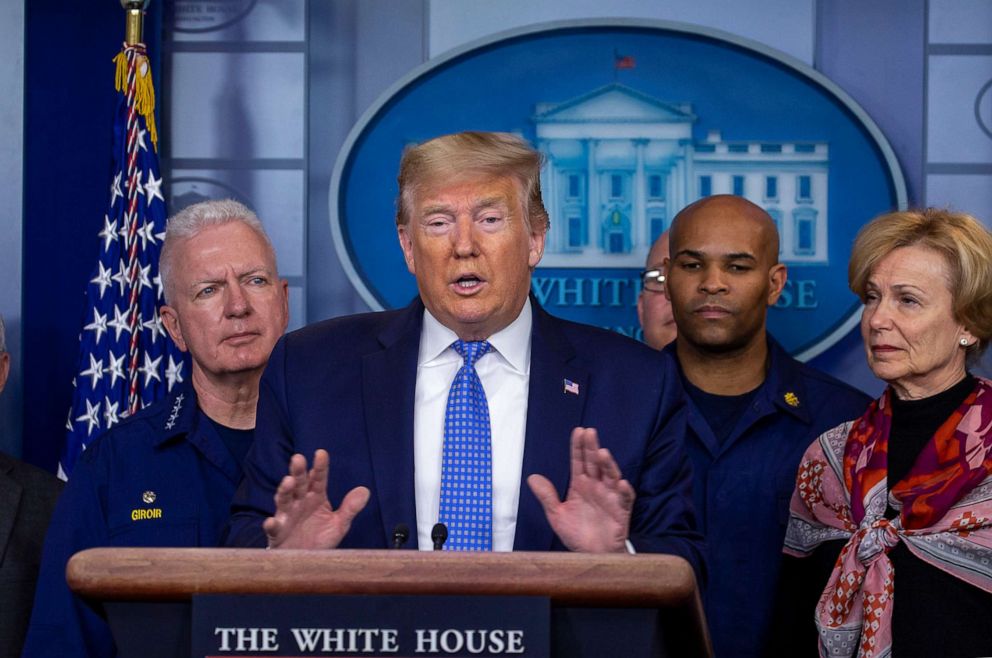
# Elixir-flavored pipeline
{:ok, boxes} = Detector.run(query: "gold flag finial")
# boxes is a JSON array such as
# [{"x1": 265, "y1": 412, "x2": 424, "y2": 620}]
[
  {"x1": 121, "y1": 0, "x2": 151, "y2": 45},
  {"x1": 115, "y1": 0, "x2": 159, "y2": 149}
]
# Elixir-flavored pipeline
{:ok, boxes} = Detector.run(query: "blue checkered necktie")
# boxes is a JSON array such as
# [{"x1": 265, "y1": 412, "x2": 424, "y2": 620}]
[{"x1": 438, "y1": 340, "x2": 493, "y2": 551}]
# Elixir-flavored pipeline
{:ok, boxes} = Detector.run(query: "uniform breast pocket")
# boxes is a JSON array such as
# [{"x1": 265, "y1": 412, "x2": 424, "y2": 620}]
[{"x1": 108, "y1": 518, "x2": 199, "y2": 547}]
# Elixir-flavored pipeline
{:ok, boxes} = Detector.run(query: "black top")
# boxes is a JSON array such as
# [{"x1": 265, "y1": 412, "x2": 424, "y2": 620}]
[
  {"x1": 770, "y1": 375, "x2": 992, "y2": 657},
  {"x1": 681, "y1": 375, "x2": 760, "y2": 448},
  {"x1": 208, "y1": 418, "x2": 254, "y2": 466},
  {"x1": 887, "y1": 374, "x2": 977, "y2": 487}
]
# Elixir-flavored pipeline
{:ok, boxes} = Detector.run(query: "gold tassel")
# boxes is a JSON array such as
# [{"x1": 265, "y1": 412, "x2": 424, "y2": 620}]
[{"x1": 113, "y1": 49, "x2": 159, "y2": 151}]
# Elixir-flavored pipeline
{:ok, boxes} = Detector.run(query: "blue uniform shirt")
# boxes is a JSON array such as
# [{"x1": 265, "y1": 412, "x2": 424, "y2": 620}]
[
  {"x1": 663, "y1": 338, "x2": 871, "y2": 658},
  {"x1": 22, "y1": 384, "x2": 243, "y2": 658}
]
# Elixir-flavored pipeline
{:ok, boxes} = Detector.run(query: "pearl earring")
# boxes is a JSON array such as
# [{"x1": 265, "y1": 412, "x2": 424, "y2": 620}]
[{"x1": 960, "y1": 338, "x2": 970, "y2": 346}]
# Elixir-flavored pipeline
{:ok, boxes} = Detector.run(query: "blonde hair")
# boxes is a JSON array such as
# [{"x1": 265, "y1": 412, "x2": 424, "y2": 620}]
[
  {"x1": 395, "y1": 131, "x2": 549, "y2": 233},
  {"x1": 849, "y1": 208, "x2": 992, "y2": 359}
]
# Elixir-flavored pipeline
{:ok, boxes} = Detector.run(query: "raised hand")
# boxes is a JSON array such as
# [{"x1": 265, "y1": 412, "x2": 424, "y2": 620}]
[
  {"x1": 262, "y1": 449, "x2": 370, "y2": 549},
  {"x1": 527, "y1": 427, "x2": 635, "y2": 553}
]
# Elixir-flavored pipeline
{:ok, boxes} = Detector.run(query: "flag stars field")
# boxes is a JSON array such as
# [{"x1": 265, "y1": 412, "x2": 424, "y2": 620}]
[{"x1": 61, "y1": 41, "x2": 187, "y2": 477}]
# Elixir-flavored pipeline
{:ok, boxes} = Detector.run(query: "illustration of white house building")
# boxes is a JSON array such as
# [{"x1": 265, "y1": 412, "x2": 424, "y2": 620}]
[{"x1": 533, "y1": 84, "x2": 829, "y2": 268}]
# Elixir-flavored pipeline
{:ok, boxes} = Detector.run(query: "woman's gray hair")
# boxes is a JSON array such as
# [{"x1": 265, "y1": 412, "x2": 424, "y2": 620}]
[
  {"x1": 159, "y1": 199, "x2": 276, "y2": 304},
  {"x1": 0, "y1": 314, "x2": 6, "y2": 353}
]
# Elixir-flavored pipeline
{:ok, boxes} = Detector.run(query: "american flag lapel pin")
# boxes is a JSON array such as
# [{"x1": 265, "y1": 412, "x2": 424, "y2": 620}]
[{"x1": 563, "y1": 378, "x2": 580, "y2": 395}]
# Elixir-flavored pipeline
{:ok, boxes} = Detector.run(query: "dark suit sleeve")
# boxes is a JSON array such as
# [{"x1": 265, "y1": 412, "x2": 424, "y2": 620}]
[
  {"x1": 627, "y1": 364, "x2": 706, "y2": 585},
  {"x1": 0, "y1": 459, "x2": 62, "y2": 658},
  {"x1": 225, "y1": 337, "x2": 296, "y2": 547},
  {"x1": 21, "y1": 453, "x2": 115, "y2": 658}
]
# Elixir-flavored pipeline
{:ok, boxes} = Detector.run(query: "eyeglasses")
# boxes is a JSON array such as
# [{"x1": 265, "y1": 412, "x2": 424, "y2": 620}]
[{"x1": 640, "y1": 268, "x2": 665, "y2": 293}]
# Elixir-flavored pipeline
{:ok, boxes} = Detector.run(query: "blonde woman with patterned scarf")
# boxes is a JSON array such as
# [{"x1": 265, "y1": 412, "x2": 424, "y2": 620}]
[{"x1": 772, "y1": 208, "x2": 992, "y2": 657}]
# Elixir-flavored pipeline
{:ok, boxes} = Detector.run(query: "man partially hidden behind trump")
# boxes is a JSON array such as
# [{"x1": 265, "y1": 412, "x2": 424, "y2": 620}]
[{"x1": 228, "y1": 131, "x2": 702, "y2": 568}]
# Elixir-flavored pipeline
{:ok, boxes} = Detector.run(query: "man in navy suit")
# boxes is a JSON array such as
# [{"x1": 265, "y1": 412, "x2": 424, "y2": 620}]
[{"x1": 227, "y1": 132, "x2": 702, "y2": 570}]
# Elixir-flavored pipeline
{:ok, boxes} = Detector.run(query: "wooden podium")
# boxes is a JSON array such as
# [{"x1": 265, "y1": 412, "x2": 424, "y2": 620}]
[{"x1": 68, "y1": 548, "x2": 711, "y2": 657}]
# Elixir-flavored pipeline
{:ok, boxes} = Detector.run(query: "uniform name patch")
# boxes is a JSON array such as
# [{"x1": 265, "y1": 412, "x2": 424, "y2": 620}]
[{"x1": 131, "y1": 508, "x2": 163, "y2": 521}]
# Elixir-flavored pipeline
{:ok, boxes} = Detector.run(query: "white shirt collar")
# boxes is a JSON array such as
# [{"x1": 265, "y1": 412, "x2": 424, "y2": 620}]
[{"x1": 419, "y1": 298, "x2": 533, "y2": 375}]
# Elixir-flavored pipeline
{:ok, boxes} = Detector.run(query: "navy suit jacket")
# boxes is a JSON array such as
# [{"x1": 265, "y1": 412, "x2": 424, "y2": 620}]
[{"x1": 227, "y1": 299, "x2": 703, "y2": 575}]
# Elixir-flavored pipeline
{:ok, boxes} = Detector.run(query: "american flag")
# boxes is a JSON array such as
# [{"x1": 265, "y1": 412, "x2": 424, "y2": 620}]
[
  {"x1": 614, "y1": 51, "x2": 636, "y2": 70},
  {"x1": 59, "y1": 42, "x2": 187, "y2": 479}
]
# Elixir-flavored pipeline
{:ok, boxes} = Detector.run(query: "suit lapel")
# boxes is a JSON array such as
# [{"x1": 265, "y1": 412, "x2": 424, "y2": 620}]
[
  {"x1": 0, "y1": 457, "x2": 23, "y2": 565},
  {"x1": 514, "y1": 304, "x2": 588, "y2": 551},
  {"x1": 363, "y1": 301, "x2": 422, "y2": 549}
]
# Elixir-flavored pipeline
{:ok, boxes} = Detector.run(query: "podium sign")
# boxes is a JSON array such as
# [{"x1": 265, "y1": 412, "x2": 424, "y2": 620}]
[{"x1": 191, "y1": 594, "x2": 550, "y2": 657}]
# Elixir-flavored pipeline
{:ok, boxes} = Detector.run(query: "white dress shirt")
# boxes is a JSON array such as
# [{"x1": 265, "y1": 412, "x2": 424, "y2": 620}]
[{"x1": 414, "y1": 299, "x2": 532, "y2": 551}]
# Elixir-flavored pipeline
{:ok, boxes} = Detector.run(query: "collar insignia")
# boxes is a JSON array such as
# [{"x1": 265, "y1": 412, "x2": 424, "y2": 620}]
[
  {"x1": 784, "y1": 391, "x2": 800, "y2": 407},
  {"x1": 164, "y1": 393, "x2": 184, "y2": 430}
]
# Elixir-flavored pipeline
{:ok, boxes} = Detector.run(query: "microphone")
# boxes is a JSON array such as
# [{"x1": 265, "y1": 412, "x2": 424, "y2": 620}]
[
  {"x1": 431, "y1": 523, "x2": 448, "y2": 551},
  {"x1": 391, "y1": 523, "x2": 410, "y2": 549}
]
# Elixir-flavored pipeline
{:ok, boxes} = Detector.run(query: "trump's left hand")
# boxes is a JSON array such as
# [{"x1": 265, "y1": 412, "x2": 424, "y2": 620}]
[{"x1": 527, "y1": 427, "x2": 635, "y2": 553}]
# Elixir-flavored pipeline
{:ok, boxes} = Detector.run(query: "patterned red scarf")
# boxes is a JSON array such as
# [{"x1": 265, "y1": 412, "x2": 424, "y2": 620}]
[
  {"x1": 844, "y1": 380, "x2": 992, "y2": 529},
  {"x1": 785, "y1": 377, "x2": 992, "y2": 658}
]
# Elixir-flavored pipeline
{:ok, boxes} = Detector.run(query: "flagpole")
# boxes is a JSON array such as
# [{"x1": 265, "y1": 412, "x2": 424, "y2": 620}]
[
  {"x1": 120, "y1": 0, "x2": 155, "y2": 414},
  {"x1": 122, "y1": 0, "x2": 150, "y2": 46}
]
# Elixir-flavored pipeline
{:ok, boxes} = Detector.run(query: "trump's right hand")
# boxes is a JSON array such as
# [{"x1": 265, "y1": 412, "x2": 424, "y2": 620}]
[{"x1": 263, "y1": 449, "x2": 370, "y2": 549}]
